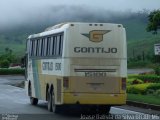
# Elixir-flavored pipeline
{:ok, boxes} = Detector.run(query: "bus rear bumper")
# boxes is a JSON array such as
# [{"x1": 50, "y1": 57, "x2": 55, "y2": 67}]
[{"x1": 63, "y1": 93, "x2": 126, "y2": 105}]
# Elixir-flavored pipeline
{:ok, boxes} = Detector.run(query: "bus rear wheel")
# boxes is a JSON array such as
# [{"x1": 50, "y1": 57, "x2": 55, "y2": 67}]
[
  {"x1": 47, "y1": 90, "x2": 53, "y2": 112},
  {"x1": 30, "y1": 97, "x2": 38, "y2": 105},
  {"x1": 51, "y1": 91, "x2": 60, "y2": 113}
]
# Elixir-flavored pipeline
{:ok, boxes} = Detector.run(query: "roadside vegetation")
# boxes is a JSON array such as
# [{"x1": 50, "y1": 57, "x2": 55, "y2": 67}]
[
  {"x1": 0, "y1": 48, "x2": 24, "y2": 75},
  {"x1": 0, "y1": 68, "x2": 24, "y2": 75},
  {"x1": 127, "y1": 94, "x2": 160, "y2": 105},
  {"x1": 127, "y1": 9, "x2": 160, "y2": 103},
  {"x1": 127, "y1": 73, "x2": 160, "y2": 105},
  {"x1": 0, "y1": 48, "x2": 18, "y2": 68}
]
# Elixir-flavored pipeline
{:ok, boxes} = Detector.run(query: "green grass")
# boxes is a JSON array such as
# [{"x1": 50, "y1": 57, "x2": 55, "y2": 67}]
[
  {"x1": 127, "y1": 93, "x2": 160, "y2": 105},
  {"x1": 0, "y1": 68, "x2": 25, "y2": 75}
]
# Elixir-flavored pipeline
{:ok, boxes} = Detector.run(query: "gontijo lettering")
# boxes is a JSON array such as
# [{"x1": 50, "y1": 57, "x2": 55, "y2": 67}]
[{"x1": 74, "y1": 47, "x2": 117, "y2": 53}]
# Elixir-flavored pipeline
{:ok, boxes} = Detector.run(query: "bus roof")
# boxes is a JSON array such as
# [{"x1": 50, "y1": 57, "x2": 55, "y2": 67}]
[{"x1": 28, "y1": 22, "x2": 123, "y2": 39}]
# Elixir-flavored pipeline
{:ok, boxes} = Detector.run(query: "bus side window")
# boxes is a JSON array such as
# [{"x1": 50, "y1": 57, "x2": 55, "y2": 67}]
[
  {"x1": 54, "y1": 36, "x2": 57, "y2": 56},
  {"x1": 43, "y1": 38, "x2": 47, "y2": 57},
  {"x1": 31, "y1": 40, "x2": 35, "y2": 56},
  {"x1": 41, "y1": 38, "x2": 45, "y2": 56},
  {"x1": 59, "y1": 34, "x2": 63, "y2": 56},
  {"x1": 36, "y1": 39, "x2": 39, "y2": 56},
  {"x1": 47, "y1": 37, "x2": 51, "y2": 56},
  {"x1": 39, "y1": 39, "x2": 42, "y2": 56},
  {"x1": 56, "y1": 36, "x2": 60, "y2": 56},
  {"x1": 50, "y1": 37, "x2": 53, "y2": 56},
  {"x1": 52, "y1": 36, "x2": 55, "y2": 56},
  {"x1": 34, "y1": 40, "x2": 37, "y2": 56}
]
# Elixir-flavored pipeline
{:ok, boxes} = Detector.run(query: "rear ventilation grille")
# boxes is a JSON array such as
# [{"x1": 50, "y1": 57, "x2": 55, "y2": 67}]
[{"x1": 74, "y1": 69, "x2": 116, "y2": 72}]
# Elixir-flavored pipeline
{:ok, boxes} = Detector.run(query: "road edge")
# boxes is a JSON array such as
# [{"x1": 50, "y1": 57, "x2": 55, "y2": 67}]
[{"x1": 126, "y1": 100, "x2": 160, "y2": 111}]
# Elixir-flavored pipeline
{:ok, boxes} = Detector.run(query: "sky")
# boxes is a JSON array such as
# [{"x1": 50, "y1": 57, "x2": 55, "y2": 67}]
[
  {"x1": 0, "y1": 0, "x2": 159, "y2": 11},
  {"x1": 0, "y1": 0, "x2": 160, "y2": 29}
]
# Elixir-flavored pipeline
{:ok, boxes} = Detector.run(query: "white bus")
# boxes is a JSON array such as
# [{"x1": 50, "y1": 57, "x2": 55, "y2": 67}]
[{"x1": 25, "y1": 22, "x2": 127, "y2": 113}]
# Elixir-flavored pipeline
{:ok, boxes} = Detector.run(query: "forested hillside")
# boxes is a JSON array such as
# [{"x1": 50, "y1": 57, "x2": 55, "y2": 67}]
[{"x1": 0, "y1": 9, "x2": 160, "y2": 58}]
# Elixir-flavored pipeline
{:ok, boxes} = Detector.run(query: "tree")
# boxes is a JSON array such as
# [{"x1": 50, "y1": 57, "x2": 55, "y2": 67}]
[
  {"x1": 0, "y1": 59, "x2": 10, "y2": 68},
  {"x1": 0, "y1": 48, "x2": 17, "y2": 68},
  {"x1": 146, "y1": 10, "x2": 160, "y2": 34}
]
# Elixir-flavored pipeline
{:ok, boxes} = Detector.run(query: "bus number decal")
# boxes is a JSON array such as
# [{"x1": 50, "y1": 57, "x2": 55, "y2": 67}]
[
  {"x1": 55, "y1": 63, "x2": 61, "y2": 71},
  {"x1": 42, "y1": 62, "x2": 53, "y2": 71},
  {"x1": 85, "y1": 72, "x2": 107, "y2": 77}
]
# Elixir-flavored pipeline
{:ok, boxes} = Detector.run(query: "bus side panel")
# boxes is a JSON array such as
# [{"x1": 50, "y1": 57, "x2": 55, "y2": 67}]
[
  {"x1": 27, "y1": 60, "x2": 36, "y2": 98},
  {"x1": 31, "y1": 60, "x2": 42, "y2": 99},
  {"x1": 44, "y1": 75, "x2": 64, "y2": 104},
  {"x1": 27, "y1": 59, "x2": 46, "y2": 100},
  {"x1": 38, "y1": 59, "x2": 64, "y2": 103}
]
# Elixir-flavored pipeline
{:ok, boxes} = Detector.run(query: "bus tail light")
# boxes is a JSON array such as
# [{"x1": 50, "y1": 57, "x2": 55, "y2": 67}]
[
  {"x1": 63, "y1": 77, "x2": 69, "y2": 88},
  {"x1": 122, "y1": 78, "x2": 126, "y2": 90}
]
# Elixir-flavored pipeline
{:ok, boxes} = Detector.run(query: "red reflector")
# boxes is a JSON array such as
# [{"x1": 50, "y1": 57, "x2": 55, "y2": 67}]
[{"x1": 122, "y1": 78, "x2": 126, "y2": 90}]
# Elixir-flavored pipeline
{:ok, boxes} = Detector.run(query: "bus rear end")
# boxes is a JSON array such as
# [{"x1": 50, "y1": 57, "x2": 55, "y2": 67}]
[{"x1": 62, "y1": 23, "x2": 127, "y2": 111}]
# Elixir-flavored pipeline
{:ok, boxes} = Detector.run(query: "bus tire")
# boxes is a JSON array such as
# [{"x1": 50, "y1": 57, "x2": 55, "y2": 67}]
[
  {"x1": 47, "y1": 90, "x2": 53, "y2": 112},
  {"x1": 28, "y1": 81, "x2": 31, "y2": 96},
  {"x1": 51, "y1": 90, "x2": 59, "y2": 113},
  {"x1": 30, "y1": 97, "x2": 38, "y2": 105}
]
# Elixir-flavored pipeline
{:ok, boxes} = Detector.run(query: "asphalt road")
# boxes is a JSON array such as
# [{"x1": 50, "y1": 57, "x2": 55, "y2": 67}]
[
  {"x1": 0, "y1": 74, "x2": 159, "y2": 120},
  {"x1": 127, "y1": 68, "x2": 154, "y2": 74}
]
